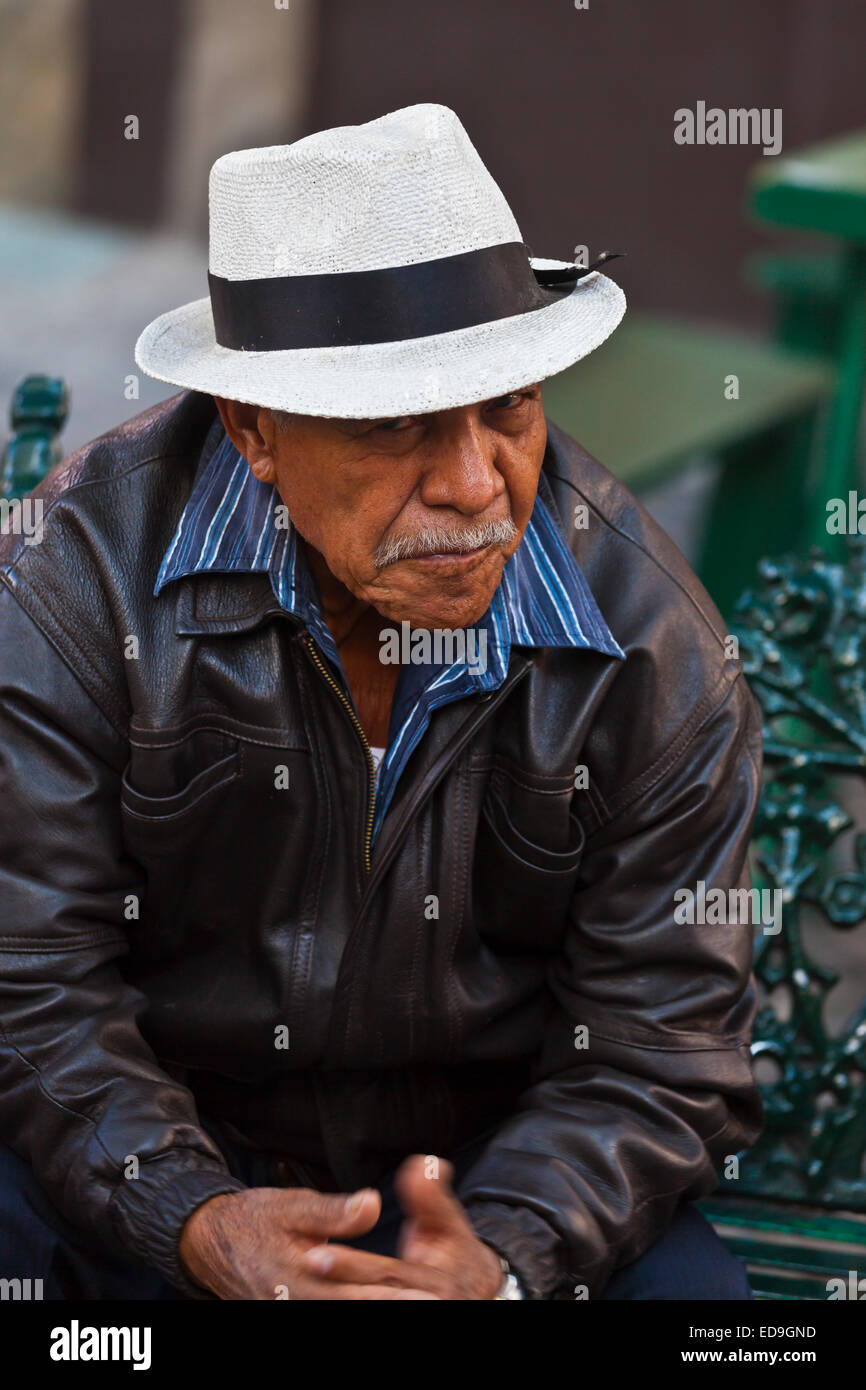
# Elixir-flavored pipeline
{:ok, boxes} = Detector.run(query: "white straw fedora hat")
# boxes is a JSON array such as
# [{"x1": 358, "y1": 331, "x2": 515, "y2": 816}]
[{"x1": 135, "y1": 102, "x2": 626, "y2": 418}]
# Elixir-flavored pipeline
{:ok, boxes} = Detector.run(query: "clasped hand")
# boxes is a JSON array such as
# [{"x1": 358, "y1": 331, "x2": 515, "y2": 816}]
[{"x1": 179, "y1": 1153, "x2": 504, "y2": 1300}]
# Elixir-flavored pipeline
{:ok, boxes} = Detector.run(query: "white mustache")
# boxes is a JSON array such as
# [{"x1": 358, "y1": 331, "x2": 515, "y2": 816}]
[{"x1": 375, "y1": 516, "x2": 518, "y2": 568}]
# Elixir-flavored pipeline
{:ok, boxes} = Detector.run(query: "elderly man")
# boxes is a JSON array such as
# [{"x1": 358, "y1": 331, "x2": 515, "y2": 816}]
[{"x1": 0, "y1": 104, "x2": 762, "y2": 1301}]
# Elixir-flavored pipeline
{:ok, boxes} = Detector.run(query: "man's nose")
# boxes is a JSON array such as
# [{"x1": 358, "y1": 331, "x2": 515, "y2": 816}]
[{"x1": 418, "y1": 421, "x2": 503, "y2": 515}]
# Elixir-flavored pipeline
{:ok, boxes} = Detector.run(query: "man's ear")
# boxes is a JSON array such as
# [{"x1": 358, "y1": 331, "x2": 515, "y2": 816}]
[{"x1": 213, "y1": 396, "x2": 277, "y2": 484}]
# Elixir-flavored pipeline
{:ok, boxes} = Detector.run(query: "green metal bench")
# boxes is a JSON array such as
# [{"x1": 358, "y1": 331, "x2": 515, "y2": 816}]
[
  {"x1": 738, "y1": 128, "x2": 866, "y2": 564},
  {"x1": 544, "y1": 129, "x2": 866, "y2": 621},
  {"x1": 1, "y1": 375, "x2": 68, "y2": 501},
  {"x1": 541, "y1": 316, "x2": 834, "y2": 615},
  {"x1": 698, "y1": 540, "x2": 866, "y2": 1298}
]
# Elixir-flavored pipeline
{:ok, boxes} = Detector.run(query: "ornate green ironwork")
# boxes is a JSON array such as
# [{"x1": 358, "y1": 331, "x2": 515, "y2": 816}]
[
  {"x1": 721, "y1": 537, "x2": 866, "y2": 1209},
  {"x1": 1, "y1": 375, "x2": 68, "y2": 501}
]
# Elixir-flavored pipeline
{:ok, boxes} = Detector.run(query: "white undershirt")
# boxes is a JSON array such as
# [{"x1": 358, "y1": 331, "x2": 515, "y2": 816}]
[{"x1": 369, "y1": 746, "x2": 386, "y2": 781}]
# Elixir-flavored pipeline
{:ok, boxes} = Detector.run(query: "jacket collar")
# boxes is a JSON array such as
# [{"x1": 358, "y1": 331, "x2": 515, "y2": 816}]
[{"x1": 155, "y1": 425, "x2": 625, "y2": 664}]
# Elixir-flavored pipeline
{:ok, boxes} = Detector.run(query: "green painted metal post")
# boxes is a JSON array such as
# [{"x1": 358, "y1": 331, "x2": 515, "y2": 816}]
[
  {"x1": 745, "y1": 130, "x2": 866, "y2": 565},
  {"x1": 805, "y1": 245, "x2": 866, "y2": 560}
]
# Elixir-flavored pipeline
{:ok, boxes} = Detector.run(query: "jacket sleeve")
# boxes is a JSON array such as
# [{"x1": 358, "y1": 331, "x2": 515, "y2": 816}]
[
  {"x1": 0, "y1": 584, "x2": 246, "y2": 1295},
  {"x1": 457, "y1": 670, "x2": 765, "y2": 1300}
]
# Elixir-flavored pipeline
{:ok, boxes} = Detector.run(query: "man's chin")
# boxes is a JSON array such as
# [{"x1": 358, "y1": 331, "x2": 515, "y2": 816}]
[
  {"x1": 372, "y1": 588, "x2": 494, "y2": 629},
  {"x1": 370, "y1": 554, "x2": 505, "y2": 629}
]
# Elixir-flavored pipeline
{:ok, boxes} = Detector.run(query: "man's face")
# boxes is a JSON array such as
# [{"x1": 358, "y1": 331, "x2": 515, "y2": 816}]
[{"x1": 214, "y1": 385, "x2": 547, "y2": 629}]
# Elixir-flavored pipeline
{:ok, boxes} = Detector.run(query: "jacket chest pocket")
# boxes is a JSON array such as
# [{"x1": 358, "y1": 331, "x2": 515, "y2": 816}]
[
  {"x1": 472, "y1": 774, "x2": 585, "y2": 954},
  {"x1": 119, "y1": 726, "x2": 319, "y2": 994},
  {"x1": 121, "y1": 729, "x2": 243, "y2": 858}
]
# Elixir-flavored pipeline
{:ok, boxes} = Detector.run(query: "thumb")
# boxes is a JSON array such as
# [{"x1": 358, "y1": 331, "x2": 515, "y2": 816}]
[
  {"x1": 283, "y1": 1185, "x2": 381, "y2": 1238},
  {"x1": 394, "y1": 1154, "x2": 462, "y2": 1231}
]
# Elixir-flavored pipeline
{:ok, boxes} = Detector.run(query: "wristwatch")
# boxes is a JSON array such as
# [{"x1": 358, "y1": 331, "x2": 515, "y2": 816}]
[{"x1": 493, "y1": 1254, "x2": 525, "y2": 1300}]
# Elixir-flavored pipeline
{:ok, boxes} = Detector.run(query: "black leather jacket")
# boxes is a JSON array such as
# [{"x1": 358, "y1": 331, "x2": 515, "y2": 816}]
[{"x1": 0, "y1": 390, "x2": 763, "y2": 1299}]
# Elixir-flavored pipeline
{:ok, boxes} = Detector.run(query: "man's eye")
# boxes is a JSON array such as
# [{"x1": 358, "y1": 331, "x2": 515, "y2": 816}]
[
  {"x1": 491, "y1": 392, "x2": 529, "y2": 409},
  {"x1": 373, "y1": 416, "x2": 416, "y2": 432}
]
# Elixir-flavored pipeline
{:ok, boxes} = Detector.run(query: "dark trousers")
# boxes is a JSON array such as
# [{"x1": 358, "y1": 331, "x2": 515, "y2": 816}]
[{"x1": 0, "y1": 1121, "x2": 752, "y2": 1301}]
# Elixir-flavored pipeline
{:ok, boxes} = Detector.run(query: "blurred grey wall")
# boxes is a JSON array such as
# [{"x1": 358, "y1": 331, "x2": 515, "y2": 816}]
[
  {"x1": 307, "y1": 0, "x2": 866, "y2": 330},
  {"x1": 4, "y1": 0, "x2": 865, "y2": 329},
  {"x1": 2, "y1": 0, "x2": 865, "y2": 453}
]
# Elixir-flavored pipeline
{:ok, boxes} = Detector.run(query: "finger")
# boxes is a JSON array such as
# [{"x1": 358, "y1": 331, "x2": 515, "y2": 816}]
[
  {"x1": 279, "y1": 1186, "x2": 382, "y2": 1238},
  {"x1": 331, "y1": 1285, "x2": 441, "y2": 1301},
  {"x1": 291, "y1": 1271, "x2": 441, "y2": 1301},
  {"x1": 393, "y1": 1155, "x2": 466, "y2": 1234},
  {"x1": 299, "y1": 1243, "x2": 453, "y2": 1297}
]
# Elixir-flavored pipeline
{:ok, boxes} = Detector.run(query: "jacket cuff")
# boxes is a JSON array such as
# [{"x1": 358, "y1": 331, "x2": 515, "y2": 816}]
[
  {"x1": 108, "y1": 1150, "x2": 248, "y2": 1298},
  {"x1": 462, "y1": 1199, "x2": 567, "y2": 1301}
]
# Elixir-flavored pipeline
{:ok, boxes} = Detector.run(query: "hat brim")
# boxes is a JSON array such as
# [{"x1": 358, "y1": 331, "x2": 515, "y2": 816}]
[{"x1": 134, "y1": 269, "x2": 625, "y2": 418}]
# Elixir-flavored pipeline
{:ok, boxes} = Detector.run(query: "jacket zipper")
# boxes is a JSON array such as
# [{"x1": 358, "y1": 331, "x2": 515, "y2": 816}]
[
  {"x1": 354, "y1": 655, "x2": 532, "y2": 912},
  {"x1": 321, "y1": 654, "x2": 534, "y2": 1069},
  {"x1": 300, "y1": 632, "x2": 376, "y2": 874}
]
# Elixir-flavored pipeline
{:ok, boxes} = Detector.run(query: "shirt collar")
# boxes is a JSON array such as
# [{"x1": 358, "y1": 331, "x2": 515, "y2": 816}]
[{"x1": 155, "y1": 428, "x2": 625, "y2": 666}]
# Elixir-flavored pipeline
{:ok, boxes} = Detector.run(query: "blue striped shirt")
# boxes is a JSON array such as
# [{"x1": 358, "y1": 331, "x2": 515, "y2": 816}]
[{"x1": 154, "y1": 430, "x2": 625, "y2": 844}]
